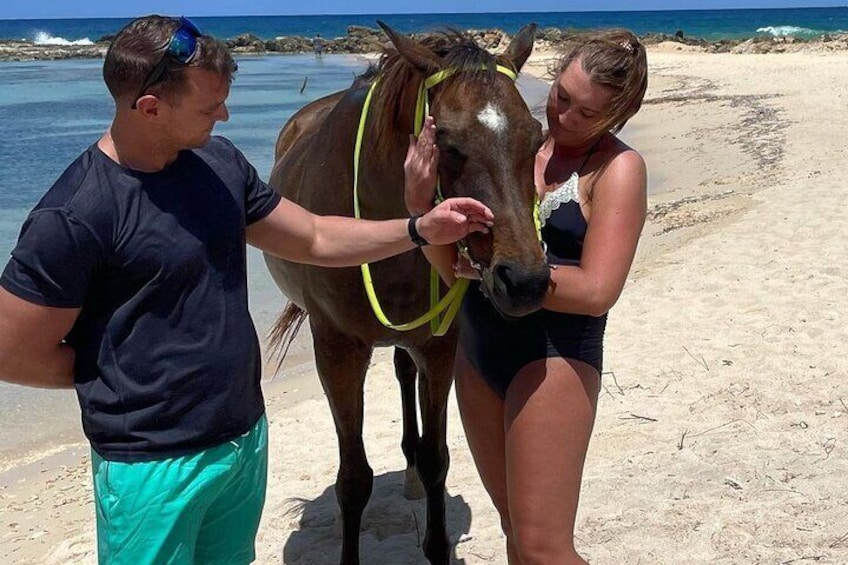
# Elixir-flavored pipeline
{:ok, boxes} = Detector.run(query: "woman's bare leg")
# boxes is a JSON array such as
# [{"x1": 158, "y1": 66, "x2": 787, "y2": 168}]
[
  {"x1": 454, "y1": 348, "x2": 521, "y2": 563},
  {"x1": 503, "y1": 357, "x2": 600, "y2": 565}
]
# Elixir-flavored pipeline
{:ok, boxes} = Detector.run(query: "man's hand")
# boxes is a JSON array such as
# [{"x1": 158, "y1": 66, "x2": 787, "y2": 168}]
[
  {"x1": 415, "y1": 197, "x2": 493, "y2": 246},
  {"x1": 404, "y1": 116, "x2": 439, "y2": 215}
]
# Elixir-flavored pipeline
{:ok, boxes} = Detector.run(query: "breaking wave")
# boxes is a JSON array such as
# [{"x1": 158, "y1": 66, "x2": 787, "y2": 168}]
[
  {"x1": 755, "y1": 25, "x2": 839, "y2": 38},
  {"x1": 32, "y1": 31, "x2": 94, "y2": 46}
]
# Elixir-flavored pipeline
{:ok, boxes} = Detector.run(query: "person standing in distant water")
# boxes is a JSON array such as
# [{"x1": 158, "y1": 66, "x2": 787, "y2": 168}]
[
  {"x1": 312, "y1": 32, "x2": 324, "y2": 57},
  {"x1": 0, "y1": 14, "x2": 493, "y2": 565},
  {"x1": 405, "y1": 29, "x2": 649, "y2": 564}
]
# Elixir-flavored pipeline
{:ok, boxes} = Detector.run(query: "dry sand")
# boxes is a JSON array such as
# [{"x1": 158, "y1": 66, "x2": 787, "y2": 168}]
[{"x1": 2, "y1": 45, "x2": 847, "y2": 564}]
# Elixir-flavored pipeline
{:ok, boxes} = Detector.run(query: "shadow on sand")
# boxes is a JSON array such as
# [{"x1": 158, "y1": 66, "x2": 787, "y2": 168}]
[{"x1": 282, "y1": 470, "x2": 474, "y2": 564}]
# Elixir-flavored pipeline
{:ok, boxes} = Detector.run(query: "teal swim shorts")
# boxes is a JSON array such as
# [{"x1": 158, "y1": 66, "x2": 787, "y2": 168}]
[{"x1": 91, "y1": 415, "x2": 268, "y2": 565}]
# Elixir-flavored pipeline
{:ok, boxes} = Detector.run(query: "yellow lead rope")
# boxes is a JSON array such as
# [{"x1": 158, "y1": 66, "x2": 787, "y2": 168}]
[
  {"x1": 354, "y1": 65, "x2": 519, "y2": 336},
  {"x1": 354, "y1": 78, "x2": 467, "y2": 335}
]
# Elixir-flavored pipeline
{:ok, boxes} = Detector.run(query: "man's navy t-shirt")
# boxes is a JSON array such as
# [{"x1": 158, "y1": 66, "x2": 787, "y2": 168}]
[{"x1": 0, "y1": 137, "x2": 281, "y2": 461}]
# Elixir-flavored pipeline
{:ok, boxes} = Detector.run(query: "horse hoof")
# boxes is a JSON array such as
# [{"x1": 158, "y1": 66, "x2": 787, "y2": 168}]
[
  {"x1": 423, "y1": 533, "x2": 451, "y2": 565},
  {"x1": 403, "y1": 466, "x2": 426, "y2": 500}
]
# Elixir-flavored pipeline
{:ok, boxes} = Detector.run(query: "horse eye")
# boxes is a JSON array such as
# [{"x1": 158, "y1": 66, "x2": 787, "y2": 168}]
[
  {"x1": 441, "y1": 145, "x2": 463, "y2": 158},
  {"x1": 438, "y1": 144, "x2": 466, "y2": 175}
]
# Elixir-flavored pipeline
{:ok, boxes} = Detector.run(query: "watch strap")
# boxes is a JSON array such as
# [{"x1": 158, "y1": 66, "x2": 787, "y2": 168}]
[{"x1": 407, "y1": 215, "x2": 429, "y2": 246}]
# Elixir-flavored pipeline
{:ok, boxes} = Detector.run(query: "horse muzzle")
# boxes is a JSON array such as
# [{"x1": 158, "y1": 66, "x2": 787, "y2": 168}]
[{"x1": 480, "y1": 259, "x2": 550, "y2": 318}]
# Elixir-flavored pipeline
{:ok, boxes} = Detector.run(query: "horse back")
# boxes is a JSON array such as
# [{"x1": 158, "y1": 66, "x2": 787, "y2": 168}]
[
  {"x1": 269, "y1": 86, "x2": 369, "y2": 218},
  {"x1": 274, "y1": 90, "x2": 347, "y2": 163}
]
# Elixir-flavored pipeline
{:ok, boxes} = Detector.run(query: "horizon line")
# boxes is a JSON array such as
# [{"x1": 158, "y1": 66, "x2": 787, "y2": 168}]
[{"x1": 1, "y1": 5, "x2": 846, "y2": 22}]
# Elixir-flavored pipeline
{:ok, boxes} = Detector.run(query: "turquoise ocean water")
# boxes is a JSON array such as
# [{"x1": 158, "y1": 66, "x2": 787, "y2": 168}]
[
  {"x1": 0, "y1": 54, "x2": 372, "y2": 322},
  {"x1": 0, "y1": 46, "x2": 550, "y2": 462},
  {"x1": 0, "y1": 54, "x2": 382, "y2": 461},
  {"x1": 1, "y1": 7, "x2": 846, "y2": 43},
  {"x1": 0, "y1": 7, "x2": 844, "y2": 461}
]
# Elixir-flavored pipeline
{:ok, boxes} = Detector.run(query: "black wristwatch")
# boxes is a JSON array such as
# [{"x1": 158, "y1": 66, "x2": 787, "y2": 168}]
[{"x1": 407, "y1": 215, "x2": 429, "y2": 246}]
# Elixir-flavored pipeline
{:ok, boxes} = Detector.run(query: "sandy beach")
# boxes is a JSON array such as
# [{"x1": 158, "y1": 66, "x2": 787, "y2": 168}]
[{"x1": 2, "y1": 42, "x2": 847, "y2": 564}]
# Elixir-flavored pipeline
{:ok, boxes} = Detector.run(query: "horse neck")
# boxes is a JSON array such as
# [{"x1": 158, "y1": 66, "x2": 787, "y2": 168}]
[{"x1": 357, "y1": 80, "x2": 420, "y2": 218}]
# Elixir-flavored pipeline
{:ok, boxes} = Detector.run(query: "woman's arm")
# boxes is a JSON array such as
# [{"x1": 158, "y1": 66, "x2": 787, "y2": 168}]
[
  {"x1": 404, "y1": 116, "x2": 464, "y2": 285},
  {"x1": 543, "y1": 147, "x2": 647, "y2": 316}
]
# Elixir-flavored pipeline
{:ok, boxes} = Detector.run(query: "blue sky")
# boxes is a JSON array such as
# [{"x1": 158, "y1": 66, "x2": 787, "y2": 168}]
[{"x1": 0, "y1": 1, "x2": 844, "y2": 19}]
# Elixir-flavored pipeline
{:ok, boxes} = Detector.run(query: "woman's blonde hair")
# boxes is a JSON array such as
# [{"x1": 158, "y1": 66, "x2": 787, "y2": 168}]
[{"x1": 553, "y1": 29, "x2": 648, "y2": 137}]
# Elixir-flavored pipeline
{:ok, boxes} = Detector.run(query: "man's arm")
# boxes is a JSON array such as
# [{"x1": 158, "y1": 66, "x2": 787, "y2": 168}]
[
  {"x1": 0, "y1": 287, "x2": 78, "y2": 389},
  {"x1": 247, "y1": 196, "x2": 492, "y2": 267}
]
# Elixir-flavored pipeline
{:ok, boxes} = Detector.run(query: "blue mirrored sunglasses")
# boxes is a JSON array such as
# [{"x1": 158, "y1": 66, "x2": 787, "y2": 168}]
[{"x1": 131, "y1": 17, "x2": 202, "y2": 109}]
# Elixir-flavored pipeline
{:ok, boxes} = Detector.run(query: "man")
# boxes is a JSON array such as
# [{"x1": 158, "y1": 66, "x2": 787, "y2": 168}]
[
  {"x1": 312, "y1": 32, "x2": 324, "y2": 57},
  {"x1": 0, "y1": 15, "x2": 491, "y2": 565}
]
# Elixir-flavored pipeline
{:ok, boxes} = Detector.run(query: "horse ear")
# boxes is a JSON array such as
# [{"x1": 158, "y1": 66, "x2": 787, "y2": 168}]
[
  {"x1": 501, "y1": 23, "x2": 538, "y2": 73},
  {"x1": 377, "y1": 20, "x2": 443, "y2": 75}
]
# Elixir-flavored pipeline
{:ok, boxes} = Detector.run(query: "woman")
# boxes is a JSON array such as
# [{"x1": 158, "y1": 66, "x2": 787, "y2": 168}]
[{"x1": 405, "y1": 29, "x2": 649, "y2": 563}]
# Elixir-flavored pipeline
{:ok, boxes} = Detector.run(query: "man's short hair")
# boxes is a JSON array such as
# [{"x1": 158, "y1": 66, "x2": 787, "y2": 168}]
[{"x1": 103, "y1": 15, "x2": 237, "y2": 104}]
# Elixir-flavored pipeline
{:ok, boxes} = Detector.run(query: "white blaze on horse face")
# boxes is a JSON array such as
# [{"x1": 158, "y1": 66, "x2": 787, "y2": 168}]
[{"x1": 477, "y1": 102, "x2": 507, "y2": 134}]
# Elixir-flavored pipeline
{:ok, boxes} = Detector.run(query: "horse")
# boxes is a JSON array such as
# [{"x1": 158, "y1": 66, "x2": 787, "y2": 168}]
[{"x1": 265, "y1": 22, "x2": 550, "y2": 564}]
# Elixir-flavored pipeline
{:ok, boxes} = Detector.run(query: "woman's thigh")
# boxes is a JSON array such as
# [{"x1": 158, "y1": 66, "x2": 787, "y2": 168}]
[
  {"x1": 504, "y1": 357, "x2": 600, "y2": 554},
  {"x1": 455, "y1": 347, "x2": 510, "y2": 518}
]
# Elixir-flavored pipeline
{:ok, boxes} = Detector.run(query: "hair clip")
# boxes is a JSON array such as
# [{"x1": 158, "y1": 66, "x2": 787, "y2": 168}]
[{"x1": 620, "y1": 41, "x2": 635, "y2": 53}]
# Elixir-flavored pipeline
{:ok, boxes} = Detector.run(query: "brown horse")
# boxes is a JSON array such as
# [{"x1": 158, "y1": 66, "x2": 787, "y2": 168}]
[{"x1": 265, "y1": 23, "x2": 549, "y2": 564}]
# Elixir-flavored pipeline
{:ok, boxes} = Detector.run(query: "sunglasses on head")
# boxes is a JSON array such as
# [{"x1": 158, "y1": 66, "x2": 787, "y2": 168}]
[{"x1": 131, "y1": 16, "x2": 201, "y2": 110}]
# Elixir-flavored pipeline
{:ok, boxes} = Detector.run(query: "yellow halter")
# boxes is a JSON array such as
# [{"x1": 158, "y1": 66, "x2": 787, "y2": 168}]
[{"x1": 353, "y1": 64, "x2": 520, "y2": 336}]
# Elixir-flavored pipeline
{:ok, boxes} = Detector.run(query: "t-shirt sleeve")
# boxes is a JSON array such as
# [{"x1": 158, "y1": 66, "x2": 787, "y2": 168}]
[
  {"x1": 240, "y1": 152, "x2": 281, "y2": 226},
  {"x1": 0, "y1": 209, "x2": 104, "y2": 307}
]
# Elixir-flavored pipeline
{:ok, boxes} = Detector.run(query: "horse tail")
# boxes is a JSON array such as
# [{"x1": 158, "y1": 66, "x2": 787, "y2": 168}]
[{"x1": 267, "y1": 302, "x2": 308, "y2": 373}]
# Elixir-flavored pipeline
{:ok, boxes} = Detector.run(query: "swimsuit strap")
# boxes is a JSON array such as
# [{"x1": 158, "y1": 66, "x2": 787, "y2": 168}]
[{"x1": 576, "y1": 135, "x2": 604, "y2": 175}]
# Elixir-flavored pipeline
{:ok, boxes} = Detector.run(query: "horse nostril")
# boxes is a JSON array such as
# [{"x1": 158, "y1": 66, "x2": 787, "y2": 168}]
[
  {"x1": 494, "y1": 260, "x2": 550, "y2": 303},
  {"x1": 494, "y1": 264, "x2": 519, "y2": 294}
]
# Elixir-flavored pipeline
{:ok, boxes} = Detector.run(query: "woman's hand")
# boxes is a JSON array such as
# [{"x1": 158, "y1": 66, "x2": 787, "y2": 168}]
[{"x1": 404, "y1": 116, "x2": 439, "y2": 215}]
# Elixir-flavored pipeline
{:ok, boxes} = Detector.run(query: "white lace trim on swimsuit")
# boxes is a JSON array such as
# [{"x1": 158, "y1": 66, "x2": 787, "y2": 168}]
[{"x1": 538, "y1": 171, "x2": 579, "y2": 227}]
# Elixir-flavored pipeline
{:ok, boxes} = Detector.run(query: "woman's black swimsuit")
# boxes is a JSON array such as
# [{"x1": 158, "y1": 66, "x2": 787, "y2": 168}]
[{"x1": 459, "y1": 154, "x2": 607, "y2": 398}]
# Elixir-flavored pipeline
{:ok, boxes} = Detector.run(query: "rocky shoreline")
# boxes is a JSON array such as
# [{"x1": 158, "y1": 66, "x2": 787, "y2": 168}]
[{"x1": 2, "y1": 25, "x2": 848, "y2": 62}]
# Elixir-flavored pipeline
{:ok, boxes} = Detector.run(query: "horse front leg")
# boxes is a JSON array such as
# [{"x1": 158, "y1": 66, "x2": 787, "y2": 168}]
[
  {"x1": 394, "y1": 347, "x2": 425, "y2": 500},
  {"x1": 313, "y1": 327, "x2": 374, "y2": 565},
  {"x1": 412, "y1": 337, "x2": 458, "y2": 565}
]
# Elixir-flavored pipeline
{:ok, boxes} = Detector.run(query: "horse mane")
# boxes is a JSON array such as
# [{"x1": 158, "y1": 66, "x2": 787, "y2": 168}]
[{"x1": 363, "y1": 30, "x2": 517, "y2": 156}]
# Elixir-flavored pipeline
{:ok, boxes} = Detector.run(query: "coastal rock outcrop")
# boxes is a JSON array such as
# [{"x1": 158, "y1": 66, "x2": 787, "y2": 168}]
[
  {"x1": 226, "y1": 33, "x2": 265, "y2": 53},
  {"x1": 3, "y1": 27, "x2": 848, "y2": 62},
  {"x1": 0, "y1": 40, "x2": 108, "y2": 61}
]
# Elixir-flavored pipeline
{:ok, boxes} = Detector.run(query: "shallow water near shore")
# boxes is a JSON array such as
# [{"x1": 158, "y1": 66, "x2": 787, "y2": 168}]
[
  {"x1": 0, "y1": 54, "x2": 376, "y2": 465},
  {"x1": 2, "y1": 8, "x2": 846, "y2": 44},
  {"x1": 0, "y1": 53, "x2": 554, "y2": 466}
]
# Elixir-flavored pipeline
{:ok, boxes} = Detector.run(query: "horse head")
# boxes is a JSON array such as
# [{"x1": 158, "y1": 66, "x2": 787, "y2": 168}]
[{"x1": 379, "y1": 22, "x2": 550, "y2": 318}]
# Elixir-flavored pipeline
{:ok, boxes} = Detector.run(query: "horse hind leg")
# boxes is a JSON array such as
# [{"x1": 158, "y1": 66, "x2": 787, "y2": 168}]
[
  {"x1": 393, "y1": 348, "x2": 425, "y2": 500},
  {"x1": 313, "y1": 329, "x2": 374, "y2": 565}
]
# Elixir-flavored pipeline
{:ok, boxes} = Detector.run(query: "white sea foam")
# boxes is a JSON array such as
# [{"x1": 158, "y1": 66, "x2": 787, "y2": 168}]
[
  {"x1": 755, "y1": 25, "x2": 836, "y2": 38},
  {"x1": 32, "y1": 31, "x2": 94, "y2": 46}
]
